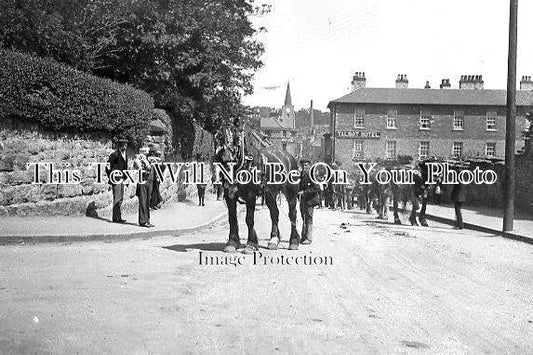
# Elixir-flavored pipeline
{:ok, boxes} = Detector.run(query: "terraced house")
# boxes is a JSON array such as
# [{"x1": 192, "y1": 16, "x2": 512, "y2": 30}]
[{"x1": 327, "y1": 73, "x2": 532, "y2": 165}]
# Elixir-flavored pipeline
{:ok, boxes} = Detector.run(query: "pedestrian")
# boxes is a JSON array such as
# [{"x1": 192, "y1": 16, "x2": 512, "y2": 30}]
[
  {"x1": 106, "y1": 138, "x2": 129, "y2": 223},
  {"x1": 335, "y1": 183, "x2": 346, "y2": 210},
  {"x1": 197, "y1": 183, "x2": 207, "y2": 206},
  {"x1": 434, "y1": 176, "x2": 443, "y2": 205},
  {"x1": 148, "y1": 150, "x2": 163, "y2": 210},
  {"x1": 298, "y1": 159, "x2": 321, "y2": 245},
  {"x1": 134, "y1": 147, "x2": 155, "y2": 227},
  {"x1": 212, "y1": 175, "x2": 224, "y2": 201},
  {"x1": 451, "y1": 177, "x2": 466, "y2": 230}
]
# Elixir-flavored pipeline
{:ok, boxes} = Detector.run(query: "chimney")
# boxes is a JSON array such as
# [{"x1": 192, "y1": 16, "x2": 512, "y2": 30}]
[
  {"x1": 459, "y1": 74, "x2": 484, "y2": 90},
  {"x1": 439, "y1": 78, "x2": 451, "y2": 89},
  {"x1": 424, "y1": 81, "x2": 431, "y2": 89},
  {"x1": 351, "y1": 72, "x2": 366, "y2": 91},
  {"x1": 520, "y1": 75, "x2": 533, "y2": 90},
  {"x1": 395, "y1": 74, "x2": 408, "y2": 89}
]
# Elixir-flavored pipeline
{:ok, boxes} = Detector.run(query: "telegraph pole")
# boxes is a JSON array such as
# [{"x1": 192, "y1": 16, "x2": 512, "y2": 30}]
[{"x1": 503, "y1": 0, "x2": 518, "y2": 231}]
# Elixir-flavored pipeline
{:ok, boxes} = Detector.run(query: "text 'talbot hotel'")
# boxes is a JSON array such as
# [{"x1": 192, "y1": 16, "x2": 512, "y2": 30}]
[{"x1": 327, "y1": 72, "x2": 533, "y2": 165}]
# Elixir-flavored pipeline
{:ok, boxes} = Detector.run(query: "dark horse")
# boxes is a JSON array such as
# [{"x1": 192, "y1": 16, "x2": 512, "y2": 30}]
[{"x1": 214, "y1": 127, "x2": 301, "y2": 253}]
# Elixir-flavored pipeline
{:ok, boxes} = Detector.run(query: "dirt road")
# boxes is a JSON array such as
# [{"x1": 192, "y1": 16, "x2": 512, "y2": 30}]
[{"x1": 0, "y1": 206, "x2": 532, "y2": 354}]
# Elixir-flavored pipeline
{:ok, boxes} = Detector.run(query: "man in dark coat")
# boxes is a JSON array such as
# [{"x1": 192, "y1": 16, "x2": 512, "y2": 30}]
[
  {"x1": 134, "y1": 148, "x2": 155, "y2": 227},
  {"x1": 197, "y1": 183, "x2": 207, "y2": 206},
  {"x1": 298, "y1": 159, "x2": 321, "y2": 245},
  {"x1": 107, "y1": 139, "x2": 128, "y2": 223},
  {"x1": 148, "y1": 150, "x2": 163, "y2": 210}
]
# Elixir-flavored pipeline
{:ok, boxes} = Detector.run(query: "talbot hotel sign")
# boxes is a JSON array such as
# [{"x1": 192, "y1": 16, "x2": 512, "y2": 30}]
[{"x1": 336, "y1": 131, "x2": 382, "y2": 139}]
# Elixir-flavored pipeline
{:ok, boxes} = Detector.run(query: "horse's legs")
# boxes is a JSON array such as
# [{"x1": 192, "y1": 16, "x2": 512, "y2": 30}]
[
  {"x1": 393, "y1": 190, "x2": 401, "y2": 225},
  {"x1": 224, "y1": 194, "x2": 240, "y2": 252},
  {"x1": 265, "y1": 189, "x2": 280, "y2": 249},
  {"x1": 287, "y1": 194, "x2": 300, "y2": 250},
  {"x1": 409, "y1": 194, "x2": 419, "y2": 226},
  {"x1": 365, "y1": 192, "x2": 372, "y2": 214},
  {"x1": 419, "y1": 196, "x2": 428, "y2": 226},
  {"x1": 242, "y1": 197, "x2": 259, "y2": 253}
]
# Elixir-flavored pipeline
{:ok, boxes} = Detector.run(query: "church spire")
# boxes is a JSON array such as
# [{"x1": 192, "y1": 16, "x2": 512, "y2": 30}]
[{"x1": 284, "y1": 81, "x2": 292, "y2": 107}]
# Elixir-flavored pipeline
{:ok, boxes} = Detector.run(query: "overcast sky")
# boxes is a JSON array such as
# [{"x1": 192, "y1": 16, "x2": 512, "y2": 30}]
[{"x1": 243, "y1": 0, "x2": 533, "y2": 111}]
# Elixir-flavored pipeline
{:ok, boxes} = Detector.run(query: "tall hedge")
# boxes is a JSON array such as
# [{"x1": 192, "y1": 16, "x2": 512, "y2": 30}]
[{"x1": 0, "y1": 50, "x2": 153, "y2": 144}]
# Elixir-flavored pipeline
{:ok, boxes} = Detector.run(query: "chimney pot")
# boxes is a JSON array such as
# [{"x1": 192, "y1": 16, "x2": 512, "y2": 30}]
[
  {"x1": 460, "y1": 74, "x2": 484, "y2": 89},
  {"x1": 520, "y1": 74, "x2": 533, "y2": 90},
  {"x1": 395, "y1": 73, "x2": 408, "y2": 88},
  {"x1": 351, "y1": 71, "x2": 367, "y2": 91}
]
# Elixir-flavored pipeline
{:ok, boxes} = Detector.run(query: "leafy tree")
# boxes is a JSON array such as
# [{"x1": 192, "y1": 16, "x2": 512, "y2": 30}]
[{"x1": 0, "y1": 0, "x2": 267, "y2": 140}]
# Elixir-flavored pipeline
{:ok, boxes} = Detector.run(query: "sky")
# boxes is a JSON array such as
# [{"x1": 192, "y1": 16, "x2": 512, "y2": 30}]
[{"x1": 243, "y1": 0, "x2": 533, "y2": 111}]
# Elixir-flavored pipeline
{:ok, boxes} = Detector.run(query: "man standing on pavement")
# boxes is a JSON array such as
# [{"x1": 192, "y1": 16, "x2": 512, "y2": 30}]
[
  {"x1": 107, "y1": 138, "x2": 128, "y2": 223},
  {"x1": 298, "y1": 159, "x2": 321, "y2": 245},
  {"x1": 134, "y1": 147, "x2": 155, "y2": 228}
]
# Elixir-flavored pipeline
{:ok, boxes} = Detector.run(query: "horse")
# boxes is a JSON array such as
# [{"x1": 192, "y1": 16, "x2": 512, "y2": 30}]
[{"x1": 214, "y1": 126, "x2": 301, "y2": 253}]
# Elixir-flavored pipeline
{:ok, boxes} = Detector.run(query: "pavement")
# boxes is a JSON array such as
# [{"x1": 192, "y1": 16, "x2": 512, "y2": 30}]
[
  {"x1": 0, "y1": 192, "x2": 229, "y2": 244},
  {"x1": 393, "y1": 202, "x2": 533, "y2": 244},
  {"x1": 1, "y1": 193, "x2": 532, "y2": 245}
]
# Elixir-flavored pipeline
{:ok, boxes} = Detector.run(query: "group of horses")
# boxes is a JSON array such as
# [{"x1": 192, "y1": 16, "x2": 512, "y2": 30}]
[
  {"x1": 214, "y1": 125, "x2": 438, "y2": 254},
  {"x1": 215, "y1": 126, "x2": 302, "y2": 253}
]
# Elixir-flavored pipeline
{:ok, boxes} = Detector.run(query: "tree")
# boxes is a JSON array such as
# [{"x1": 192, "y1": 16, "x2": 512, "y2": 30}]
[{"x1": 0, "y1": 0, "x2": 267, "y2": 135}]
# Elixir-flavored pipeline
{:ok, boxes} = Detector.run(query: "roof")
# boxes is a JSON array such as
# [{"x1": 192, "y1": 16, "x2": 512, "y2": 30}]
[
  {"x1": 284, "y1": 82, "x2": 292, "y2": 107},
  {"x1": 327, "y1": 88, "x2": 533, "y2": 108},
  {"x1": 149, "y1": 119, "x2": 167, "y2": 134},
  {"x1": 260, "y1": 116, "x2": 296, "y2": 131}
]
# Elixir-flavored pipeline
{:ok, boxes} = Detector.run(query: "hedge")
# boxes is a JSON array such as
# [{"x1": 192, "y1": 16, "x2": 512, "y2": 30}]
[{"x1": 0, "y1": 49, "x2": 154, "y2": 144}]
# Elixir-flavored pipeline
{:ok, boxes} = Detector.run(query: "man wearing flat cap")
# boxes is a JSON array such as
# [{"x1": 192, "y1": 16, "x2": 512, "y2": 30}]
[
  {"x1": 107, "y1": 138, "x2": 129, "y2": 223},
  {"x1": 298, "y1": 159, "x2": 321, "y2": 244}
]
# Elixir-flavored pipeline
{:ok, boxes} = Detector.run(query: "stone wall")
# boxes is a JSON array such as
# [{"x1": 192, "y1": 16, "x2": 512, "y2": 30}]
[{"x1": 0, "y1": 125, "x2": 198, "y2": 217}]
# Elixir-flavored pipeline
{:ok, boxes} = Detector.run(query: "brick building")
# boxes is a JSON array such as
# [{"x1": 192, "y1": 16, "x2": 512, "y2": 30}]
[{"x1": 327, "y1": 73, "x2": 533, "y2": 166}]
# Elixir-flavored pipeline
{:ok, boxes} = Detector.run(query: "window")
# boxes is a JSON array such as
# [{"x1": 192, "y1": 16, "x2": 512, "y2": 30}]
[
  {"x1": 419, "y1": 111, "x2": 431, "y2": 130},
  {"x1": 354, "y1": 108, "x2": 365, "y2": 128},
  {"x1": 386, "y1": 141, "x2": 396, "y2": 159},
  {"x1": 419, "y1": 141, "x2": 429, "y2": 158},
  {"x1": 486, "y1": 111, "x2": 497, "y2": 131},
  {"x1": 353, "y1": 140, "x2": 364, "y2": 158},
  {"x1": 453, "y1": 110, "x2": 464, "y2": 130},
  {"x1": 485, "y1": 142, "x2": 496, "y2": 157},
  {"x1": 452, "y1": 142, "x2": 463, "y2": 157},
  {"x1": 386, "y1": 109, "x2": 397, "y2": 129}
]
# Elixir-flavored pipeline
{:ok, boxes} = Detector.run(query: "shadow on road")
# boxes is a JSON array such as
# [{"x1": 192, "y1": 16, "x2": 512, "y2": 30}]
[
  {"x1": 163, "y1": 242, "x2": 227, "y2": 253},
  {"x1": 163, "y1": 241, "x2": 273, "y2": 253}
]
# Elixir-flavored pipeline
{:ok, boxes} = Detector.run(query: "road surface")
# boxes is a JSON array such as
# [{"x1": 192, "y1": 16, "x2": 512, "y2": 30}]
[{"x1": 1, "y1": 205, "x2": 532, "y2": 354}]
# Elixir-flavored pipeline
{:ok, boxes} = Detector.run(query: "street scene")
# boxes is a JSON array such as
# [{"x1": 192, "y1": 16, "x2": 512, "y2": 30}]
[
  {"x1": 1, "y1": 0, "x2": 533, "y2": 354},
  {"x1": 1, "y1": 200, "x2": 532, "y2": 354}
]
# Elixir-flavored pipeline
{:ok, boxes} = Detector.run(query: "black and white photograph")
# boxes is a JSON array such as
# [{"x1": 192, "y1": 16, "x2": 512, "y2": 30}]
[{"x1": 0, "y1": 0, "x2": 532, "y2": 353}]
